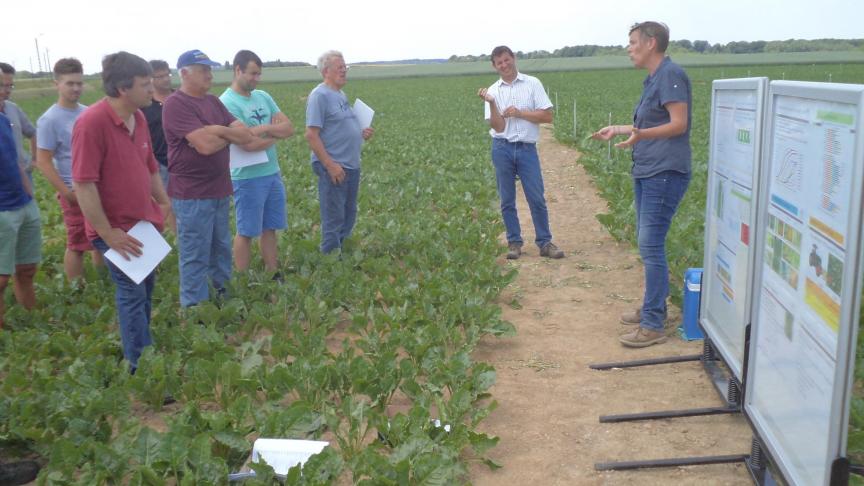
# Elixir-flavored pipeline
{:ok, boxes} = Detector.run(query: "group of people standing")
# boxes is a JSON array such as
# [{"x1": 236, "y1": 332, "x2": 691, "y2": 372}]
[
  {"x1": 1, "y1": 20, "x2": 692, "y2": 380},
  {"x1": 480, "y1": 21, "x2": 693, "y2": 349},
  {"x1": 0, "y1": 48, "x2": 373, "y2": 372}
]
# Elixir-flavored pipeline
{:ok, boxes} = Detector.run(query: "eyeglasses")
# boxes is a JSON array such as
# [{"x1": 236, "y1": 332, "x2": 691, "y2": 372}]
[
  {"x1": 153, "y1": 73, "x2": 172, "y2": 79},
  {"x1": 0, "y1": 84, "x2": 14, "y2": 90}
]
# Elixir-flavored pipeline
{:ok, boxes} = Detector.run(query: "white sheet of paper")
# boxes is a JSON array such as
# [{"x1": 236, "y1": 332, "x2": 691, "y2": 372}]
[
  {"x1": 229, "y1": 144, "x2": 269, "y2": 170},
  {"x1": 104, "y1": 221, "x2": 171, "y2": 285},
  {"x1": 353, "y1": 99, "x2": 375, "y2": 129}
]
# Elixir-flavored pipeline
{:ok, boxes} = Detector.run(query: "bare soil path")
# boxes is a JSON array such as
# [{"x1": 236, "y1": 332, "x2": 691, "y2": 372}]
[{"x1": 470, "y1": 126, "x2": 753, "y2": 485}]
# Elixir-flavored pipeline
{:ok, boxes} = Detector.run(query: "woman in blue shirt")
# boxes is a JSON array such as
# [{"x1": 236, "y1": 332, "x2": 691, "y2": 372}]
[{"x1": 592, "y1": 21, "x2": 692, "y2": 348}]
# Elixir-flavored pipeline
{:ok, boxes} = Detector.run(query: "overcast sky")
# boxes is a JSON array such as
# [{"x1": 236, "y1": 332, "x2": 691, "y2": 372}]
[{"x1": 2, "y1": 0, "x2": 860, "y2": 74}]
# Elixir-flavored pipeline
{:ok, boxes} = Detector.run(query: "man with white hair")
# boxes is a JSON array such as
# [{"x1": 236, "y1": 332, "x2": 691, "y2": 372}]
[
  {"x1": 163, "y1": 49, "x2": 253, "y2": 307},
  {"x1": 304, "y1": 50, "x2": 374, "y2": 254}
]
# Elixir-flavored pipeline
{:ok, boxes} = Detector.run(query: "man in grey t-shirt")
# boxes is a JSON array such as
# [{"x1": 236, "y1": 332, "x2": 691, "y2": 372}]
[
  {"x1": 36, "y1": 58, "x2": 103, "y2": 281},
  {"x1": 304, "y1": 50, "x2": 374, "y2": 254},
  {"x1": 0, "y1": 63, "x2": 37, "y2": 181}
]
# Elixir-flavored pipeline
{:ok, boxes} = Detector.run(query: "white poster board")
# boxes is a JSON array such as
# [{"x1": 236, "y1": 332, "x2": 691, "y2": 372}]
[
  {"x1": 700, "y1": 78, "x2": 768, "y2": 381},
  {"x1": 745, "y1": 81, "x2": 864, "y2": 486}
]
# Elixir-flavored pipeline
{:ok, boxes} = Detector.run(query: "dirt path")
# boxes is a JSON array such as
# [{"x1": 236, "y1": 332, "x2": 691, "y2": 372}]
[{"x1": 470, "y1": 126, "x2": 753, "y2": 485}]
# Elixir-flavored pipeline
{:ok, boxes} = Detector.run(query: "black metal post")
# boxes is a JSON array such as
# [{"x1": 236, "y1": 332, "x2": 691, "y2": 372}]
[
  {"x1": 595, "y1": 454, "x2": 748, "y2": 471},
  {"x1": 600, "y1": 405, "x2": 738, "y2": 423},
  {"x1": 589, "y1": 353, "x2": 701, "y2": 370}
]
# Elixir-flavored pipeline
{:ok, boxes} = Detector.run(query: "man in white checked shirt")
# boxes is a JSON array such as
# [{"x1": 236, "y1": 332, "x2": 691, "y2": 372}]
[{"x1": 478, "y1": 46, "x2": 564, "y2": 260}]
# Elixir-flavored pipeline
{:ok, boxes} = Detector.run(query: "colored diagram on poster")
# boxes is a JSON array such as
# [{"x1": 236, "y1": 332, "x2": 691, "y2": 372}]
[
  {"x1": 708, "y1": 174, "x2": 752, "y2": 311},
  {"x1": 765, "y1": 213, "x2": 802, "y2": 290},
  {"x1": 803, "y1": 238, "x2": 844, "y2": 332},
  {"x1": 772, "y1": 96, "x2": 856, "y2": 236}
]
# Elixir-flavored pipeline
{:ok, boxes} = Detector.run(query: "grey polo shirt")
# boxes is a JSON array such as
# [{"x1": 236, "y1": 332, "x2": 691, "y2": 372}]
[
  {"x1": 0, "y1": 100, "x2": 36, "y2": 172},
  {"x1": 631, "y1": 57, "x2": 692, "y2": 178}
]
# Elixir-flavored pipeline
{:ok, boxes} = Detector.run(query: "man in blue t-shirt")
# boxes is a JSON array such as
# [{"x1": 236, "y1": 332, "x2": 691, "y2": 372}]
[
  {"x1": 0, "y1": 112, "x2": 41, "y2": 329},
  {"x1": 592, "y1": 21, "x2": 692, "y2": 348},
  {"x1": 0, "y1": 63, "x2": 37, "y2": 184},
  {"x1": 304, "y1": 50, "x2": 374, "y2": 254},
  {"x1": 36, "y1": 58, "x2": 104, "y2": 282},
  {"x1": 220, "y1": 50, "x2": 294, "y2": 275}
]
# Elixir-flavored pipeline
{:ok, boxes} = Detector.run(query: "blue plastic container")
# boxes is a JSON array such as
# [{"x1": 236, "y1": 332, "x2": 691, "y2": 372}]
[{"x1": 679, "y1": 268, "x2": 704, "y2": 340}]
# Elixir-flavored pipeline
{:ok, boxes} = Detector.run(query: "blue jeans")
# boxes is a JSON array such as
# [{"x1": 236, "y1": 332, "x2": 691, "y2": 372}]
[
  {"x1": 172, "y1": 197, "x2": 232, "y2": 307},
  {"x1": 92, "y1": 238, "x2": 154, "y2": 371},
  {"x1": 634, "y1": 170, "x2": 691, "y2": 331},
  {"x1": 312, "y1": 162, "x2": 360, "y2": 254},
  {"x1": 491, "y1": 139, "x2": 552, "y2": 248}
]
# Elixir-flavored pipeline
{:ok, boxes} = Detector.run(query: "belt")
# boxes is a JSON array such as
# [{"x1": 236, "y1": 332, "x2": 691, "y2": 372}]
[{"x1": 493, "y1": 139, "x2": 536, "y2": 146}]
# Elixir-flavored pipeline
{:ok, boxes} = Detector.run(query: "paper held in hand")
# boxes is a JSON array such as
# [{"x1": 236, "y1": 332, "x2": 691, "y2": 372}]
[
  {"x1": 103, "y1": 221, "x2": 171, "y2": 285},
  {"x1": 353, "y1": 98, "x2": 375, "y2": 129},
  {"x1": 229, "y1": 144, "x2": 269, "y2": 170}
]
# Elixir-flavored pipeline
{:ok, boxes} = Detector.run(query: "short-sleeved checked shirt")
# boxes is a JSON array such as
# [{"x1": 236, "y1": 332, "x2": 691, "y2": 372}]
[{"x1": 483, "y1": 72, "x2": 553, "y2": 143}]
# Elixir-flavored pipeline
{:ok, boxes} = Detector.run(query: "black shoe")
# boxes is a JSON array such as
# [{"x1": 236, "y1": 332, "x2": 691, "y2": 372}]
[
  {"x1": 163, "y1": 394, "x2": 177, "y2": 406},
  {"x1": 506, "y1": 243, "x2": 522, "y2": 260}
]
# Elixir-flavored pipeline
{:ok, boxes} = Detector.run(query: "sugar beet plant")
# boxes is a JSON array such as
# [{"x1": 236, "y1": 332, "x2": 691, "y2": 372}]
[{"x1": 1, "y1": 75, "x2": 515, "y2": 484}]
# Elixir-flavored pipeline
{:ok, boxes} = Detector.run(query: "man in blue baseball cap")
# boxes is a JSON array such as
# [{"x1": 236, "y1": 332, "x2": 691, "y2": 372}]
[
  {"x1": 176, "y1": 49, "x2": 221, "y2": 70},
  {"x1": 163, "y1": 49, "x2": 253, "y2": 308}
]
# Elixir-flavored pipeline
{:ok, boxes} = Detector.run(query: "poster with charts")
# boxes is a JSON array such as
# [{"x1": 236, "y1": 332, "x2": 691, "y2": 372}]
[
  {"x1": 746, "y1": 82, "x2": 864, "y2": 486},
  {"x1": 701, "y1": 81, "x2": 765, "y2": 380},
  {"x1": 762, "y1": 95, "x2": 856, "y2": 350}
]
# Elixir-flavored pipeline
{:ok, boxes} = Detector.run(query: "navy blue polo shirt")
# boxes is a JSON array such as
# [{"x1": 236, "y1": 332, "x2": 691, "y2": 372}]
[
  {"x1": 631, "y1": 56, "x2": 692, "y2": 178},
  {"x1": 0, "y1": 113, "x2": 31, "y2": 211}
]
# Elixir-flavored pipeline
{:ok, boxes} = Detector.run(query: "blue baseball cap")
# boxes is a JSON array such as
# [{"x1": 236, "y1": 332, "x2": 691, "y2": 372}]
[{"x1": 177, "y1": 49, "x2": 221, "y2": 69}]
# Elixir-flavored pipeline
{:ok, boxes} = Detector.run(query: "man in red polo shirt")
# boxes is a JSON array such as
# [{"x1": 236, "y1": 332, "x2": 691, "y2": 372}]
[{"x1": 72, "y1": 51, "x2": 170, "y2": 372}]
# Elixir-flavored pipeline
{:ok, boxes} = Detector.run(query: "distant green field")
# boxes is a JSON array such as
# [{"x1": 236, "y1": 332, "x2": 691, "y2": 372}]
[
  {"x1": 10, "y1": 51, "x2": 862, "y2": 96},
  {"x1": 203, "y1": 50, "x2": 864, "y2": 84}
]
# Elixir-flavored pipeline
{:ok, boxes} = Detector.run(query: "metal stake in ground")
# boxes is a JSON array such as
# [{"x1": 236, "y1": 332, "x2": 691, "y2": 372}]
[{"x1": 607, "y1": 112, "x2": 612, "y2": 160}]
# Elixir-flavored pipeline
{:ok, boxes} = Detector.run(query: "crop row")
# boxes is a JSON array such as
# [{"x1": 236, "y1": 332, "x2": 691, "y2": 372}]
[{"x1": 2, "y1": 75, "x2": 514, "y2": 484}]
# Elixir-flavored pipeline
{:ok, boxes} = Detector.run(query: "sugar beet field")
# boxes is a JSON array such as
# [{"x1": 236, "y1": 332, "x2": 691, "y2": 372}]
[{"x1": 3, "y1": 62, "x2": 864, "y2": 484}]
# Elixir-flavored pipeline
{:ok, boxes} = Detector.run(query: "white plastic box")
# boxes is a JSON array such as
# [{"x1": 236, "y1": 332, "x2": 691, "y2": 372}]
[{"x1": 251, "y1": 438, "x2": 329, "y2": 475}]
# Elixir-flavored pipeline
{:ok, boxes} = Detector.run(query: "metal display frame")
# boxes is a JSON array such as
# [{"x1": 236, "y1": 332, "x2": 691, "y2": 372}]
[
  {"x1": 700, "y1": 78, "x2": 769, "y2": 382},
  {"x1": 744, "y1": 81, "x2": 864, "y2": 486}
]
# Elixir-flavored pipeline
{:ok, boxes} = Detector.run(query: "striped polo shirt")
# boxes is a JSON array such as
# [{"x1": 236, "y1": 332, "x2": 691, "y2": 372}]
[{"x1": 483, "y1": 72, "x2": 553, "y2": 143}]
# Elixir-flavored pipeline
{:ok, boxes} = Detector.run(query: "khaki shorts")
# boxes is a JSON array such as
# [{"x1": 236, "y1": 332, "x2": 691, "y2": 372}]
[{"x1": 0, "y1": 200, "x2": 42, "y2": 275}]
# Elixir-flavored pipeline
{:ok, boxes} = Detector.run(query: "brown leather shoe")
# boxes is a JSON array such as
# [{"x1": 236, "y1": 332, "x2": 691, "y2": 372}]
[
  {"x1": 620, "y1": 308, "x2": 641, "y2": 325},
  {"x1": 506, "y1": 242, "x2": 522, "y2": 260},
  {"x1": 540, "y1": 242, "x2": 564, "y2": 259},
  {"x1": 619, "y1": 328, "x2": 667, "y2": 348}
]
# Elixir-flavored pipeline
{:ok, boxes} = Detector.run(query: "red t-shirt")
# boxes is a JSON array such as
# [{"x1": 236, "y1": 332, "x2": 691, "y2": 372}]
[
  {"x1": 162, "y1": 90, "x2": 236, "y2": 199},
  {"x1": 71, "y1": 98, "x2": 164, "y2": 240}
]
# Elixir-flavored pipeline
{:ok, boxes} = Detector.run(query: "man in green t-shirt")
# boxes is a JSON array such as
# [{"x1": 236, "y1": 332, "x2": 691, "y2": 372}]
[{"x1": 220, "y1": 50, "x2": 294, "y2": 276}]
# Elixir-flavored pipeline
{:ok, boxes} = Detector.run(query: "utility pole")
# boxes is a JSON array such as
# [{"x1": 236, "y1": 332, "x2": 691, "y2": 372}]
[{"x1": 34, "y1": 37, "x2": 43, "y2": 73}]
